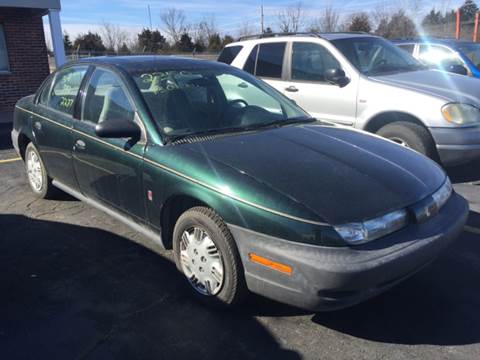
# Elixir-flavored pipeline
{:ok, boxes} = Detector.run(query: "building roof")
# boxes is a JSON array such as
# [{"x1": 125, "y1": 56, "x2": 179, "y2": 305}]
[{"x1": 0, "y1": 0, "x2": 60, "y2": 10}]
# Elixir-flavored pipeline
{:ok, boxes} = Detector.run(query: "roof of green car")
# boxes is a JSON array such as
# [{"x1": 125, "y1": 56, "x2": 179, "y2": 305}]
[{"x1": 75, "y1": 55, "x2": 229, "y2": 73}]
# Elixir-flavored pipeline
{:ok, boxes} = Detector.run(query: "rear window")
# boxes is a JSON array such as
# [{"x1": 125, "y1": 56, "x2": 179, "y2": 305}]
[
  {"x1": 256, "y1": 42, "x2": 286, "y2": 78},
  {"x1": 218, "y1": 45, "x2": 243, "y2": 64}
]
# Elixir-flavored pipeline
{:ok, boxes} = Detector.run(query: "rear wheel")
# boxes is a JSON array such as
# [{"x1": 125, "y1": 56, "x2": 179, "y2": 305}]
[
  {"x1": 25, "y1": 143, "x2": 56, "y2": 199},
  {"x1": 376, "y1": 121, "x2": 438, "y2": 160},
  {"x1": 173, "y1": 207, "x2": 247, "y2": 307}
]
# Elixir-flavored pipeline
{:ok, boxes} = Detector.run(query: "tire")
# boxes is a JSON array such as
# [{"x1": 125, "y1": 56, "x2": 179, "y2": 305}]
[
  {"x1": 173, "y1": 207, "x2": 247, "y2": 307},
  {"x1": 24, "y1": 142, "x2": 57, "y2": 199},
  {"x1": 376, "y1": 121, "x2": 438, "y2": 161}
]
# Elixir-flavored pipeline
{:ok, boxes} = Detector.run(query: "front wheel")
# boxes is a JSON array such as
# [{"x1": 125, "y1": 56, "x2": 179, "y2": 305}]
[
  {"x1": 376, "y1": 121, "x2": 438, "y2": 161},
  {"x1": 25, "y1": 142, "x2": 57, "y2": 199},
  {"x1": 173, "y1": 207, "x2": 247, "y2": 307}
]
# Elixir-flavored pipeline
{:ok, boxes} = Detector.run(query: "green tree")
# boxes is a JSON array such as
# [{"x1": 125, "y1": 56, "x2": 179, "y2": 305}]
[
  {"x1": 208, "y1": 33, "x2": 223, "y2": 52},
  {"x1": 460, "y1": 0, "x2": 479, "y2": 21},
  {"x1": 63, "y1": 32, "x2": 73, "y2": 51},
  {"x1": 348, "y1": 13, "x2": 371, "y2": 32},
  {"x1": 118, "y1": 42, "x2": 130, "y2": 55},
  {"x1": 422, "y1": 9, "x2": 443, "y2": 26},
  {"x1": 222, "y1": 35, "x2": 234, "y2": 47},
  {"x1": 73, "y1": 32, "x2": 106, "y2": 52},
  {"x1": 177, "y1": 32, "x2": 194, "y2": 52},
  {"x1": 137, "y1": 28, "x2": 166, "y2": 53}
]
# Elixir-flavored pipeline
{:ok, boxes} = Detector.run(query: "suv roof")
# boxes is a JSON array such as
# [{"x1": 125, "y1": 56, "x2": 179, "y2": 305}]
[{"x1": 233, "y1": 31, "x2": 377, "y2": 44}]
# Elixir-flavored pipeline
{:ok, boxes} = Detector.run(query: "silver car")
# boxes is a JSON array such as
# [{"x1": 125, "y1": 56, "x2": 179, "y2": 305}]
[{"x1": 219, "y1": 32, "x2": 480, "y2": 166}]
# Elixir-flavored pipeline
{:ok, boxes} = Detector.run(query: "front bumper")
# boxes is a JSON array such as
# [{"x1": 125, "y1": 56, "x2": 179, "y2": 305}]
[
  {"x1": 430, "y1": 126, "x2": 480, "y2": 166},
  {"x1": 229, "y1": 193, "x2": 468, "y2": 311},
  {"x1": 11, "y1": 128, "x2": 20, "y2": 156}
]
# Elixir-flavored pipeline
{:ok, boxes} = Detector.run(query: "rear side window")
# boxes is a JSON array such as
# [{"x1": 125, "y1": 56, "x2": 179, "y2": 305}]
[
  {"x1": 243, "y1": 45, "x2": 258, "y2": 75},
  {"x1": 48, "y1": 66, "x2": 88, "y2": 115},
  {"x1": 218, "y1": 46, "x2": 243, "y2": 64},
  {"x1": 38, "y1": 75, "x2": 55, "y2": 106},
  {"x1": 256, "y1": 42, "x2": 286, "y2": 78},
  {"x1": 397, "y1": 44, "x2": 415, "y2": 54}
]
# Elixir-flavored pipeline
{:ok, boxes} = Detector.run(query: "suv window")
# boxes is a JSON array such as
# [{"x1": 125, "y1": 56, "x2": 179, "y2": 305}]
[
  {"x1": 48, "y1": 66, "x2": 88, "y2": 115},
  {"x1": 256, "y1": 42, "x2": 286, "y2": 78},
  {"x1": 291, "y1": 42, "x2": 341, "y2": 82},
  {"x1": 243, "y1": 45, "x2": 258, "y2": 75},
  {"x1": 82, "y1": 68, "x2": 134, "y2": 124},
  {"x1": 418, "y1": 45, "x2": 463, "y2": 67},
  {"x1": 218, "y1": 46, "x2": 243, "y2": 64},
  {"x1": 397, "y1": 44, "x2": 415, "y2": 54}
]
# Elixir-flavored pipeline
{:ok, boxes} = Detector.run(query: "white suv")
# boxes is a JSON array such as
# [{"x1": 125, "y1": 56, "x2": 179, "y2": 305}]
[{"x1": 219, "y1": 32, "x2": 480, "y2": 166}]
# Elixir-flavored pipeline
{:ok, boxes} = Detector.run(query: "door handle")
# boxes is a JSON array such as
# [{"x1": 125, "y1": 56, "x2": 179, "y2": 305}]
[
  {"x1": 285, "y1": 85, "x2": 299, "y2": 92},
  {"x1": 75, "y1": 139, "x2": 86, "y2": 150},
  {"x1": 33, "y1": 121, "x2": 42, "y2": 131}
]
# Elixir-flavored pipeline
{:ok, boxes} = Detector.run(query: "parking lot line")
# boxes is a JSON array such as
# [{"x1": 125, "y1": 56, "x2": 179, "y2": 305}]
[{"x1": 0, "y1": 157, "x2": 21, "y2": 164}]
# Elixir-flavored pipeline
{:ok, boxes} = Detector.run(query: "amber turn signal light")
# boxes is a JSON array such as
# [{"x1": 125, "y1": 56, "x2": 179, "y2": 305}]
[{"x1": 248, "y1": 253, "x2": 292, "y2": 275}]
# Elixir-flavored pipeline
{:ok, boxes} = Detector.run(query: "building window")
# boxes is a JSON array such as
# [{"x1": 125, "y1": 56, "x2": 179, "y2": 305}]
[{"x1": 0, "y1": 24, "x2": 9, "y2": 72}]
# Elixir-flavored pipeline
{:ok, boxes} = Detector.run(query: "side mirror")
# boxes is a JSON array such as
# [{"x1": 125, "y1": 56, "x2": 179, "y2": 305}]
[
  {"x1": 447, "y1": 64, "x2": 468, "y2": 76},
  {"x1": 324, "y1": 68, "x2": 350, "y2": 87},
  {"x1": 95, "y1": 118, "x2": 141, "y2": 139}
]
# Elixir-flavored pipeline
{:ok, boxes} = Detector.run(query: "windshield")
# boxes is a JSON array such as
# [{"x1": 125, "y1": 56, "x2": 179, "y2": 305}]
[
  {"x1": 130, "y1": 67, "x2": 310, "y2": 140},
  {"x1": 331, "y1": 37, "x2": 424, "y2": 76},
  {"x1": 457, "y1": 43, "x2": 480, "y2": 70}
]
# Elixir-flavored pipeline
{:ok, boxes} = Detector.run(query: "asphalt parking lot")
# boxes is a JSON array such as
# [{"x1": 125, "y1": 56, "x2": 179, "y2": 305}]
[{"x1": 1, "y1": 122, "x2": 480, "y2": 360}]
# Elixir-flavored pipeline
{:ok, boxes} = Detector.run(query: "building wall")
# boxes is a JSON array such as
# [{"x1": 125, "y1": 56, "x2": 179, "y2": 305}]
[{"x1": 0, "y1": 8, "x2": 50, "y2": 111}]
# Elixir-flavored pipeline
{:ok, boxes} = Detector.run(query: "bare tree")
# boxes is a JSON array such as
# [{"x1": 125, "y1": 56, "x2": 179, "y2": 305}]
[
  {"x1": 194, "y1": 15, "x2": 217, "y2": 46},
  {"x1": 237, "y1": 21, "x2": 256, "y2": 38},
  {"x1": 100, "y1": 21, "x2": 128, "y2": 52},
  {"x1": 310, "y1": 5, "x2": 340, "y2": 33},
  {"x1": 160, "y1": 7, "x2": 186, "y2": 44},
  {"x1": 277, "y1": 1, "x2": 305, "y2": 33}
]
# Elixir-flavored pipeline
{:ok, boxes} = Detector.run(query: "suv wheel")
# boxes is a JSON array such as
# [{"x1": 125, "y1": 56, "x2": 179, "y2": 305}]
[
  {"x1": 173, "y1": 207, "x2": 247, "y2": 307},
  {"x1": 25, "y1": 143, "x2": 57, "y2": 199},
  {"x1": 376, "y1": 121, "x2": 438, "y2": 160}
]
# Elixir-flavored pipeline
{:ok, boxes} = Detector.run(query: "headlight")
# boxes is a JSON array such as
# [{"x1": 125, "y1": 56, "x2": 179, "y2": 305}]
[
  {"x1": 432, "y1": 177, "x2": 452, "y2": 210},
  {"x1": 441, "y1": 103, "x2": 480, "y2": 126},
  {"x1": 334, "y1": 209, "x2": 408, "y2": 245}
]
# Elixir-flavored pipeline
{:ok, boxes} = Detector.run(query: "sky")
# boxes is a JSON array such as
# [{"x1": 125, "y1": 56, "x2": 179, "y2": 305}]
[{"x1": 43, "y1": 0, "x2": 468, "y2": 43}]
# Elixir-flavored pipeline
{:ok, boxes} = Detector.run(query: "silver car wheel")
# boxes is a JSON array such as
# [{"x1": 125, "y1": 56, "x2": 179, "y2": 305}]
[
  {"x1": 26, "y1": 149, "x2": 43, "y2": 192},
  {"x1": 179, "y1": 226, "x2": 224, "y2": 296}
]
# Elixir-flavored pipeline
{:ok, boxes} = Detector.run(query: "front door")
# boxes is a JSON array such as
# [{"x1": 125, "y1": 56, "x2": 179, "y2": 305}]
[
  {"x1": 283, "y1": 42, "x2": 358, "y2": 126},
  {"x1": 72, "y1": 67, "x2": 146, "y2": 220}
]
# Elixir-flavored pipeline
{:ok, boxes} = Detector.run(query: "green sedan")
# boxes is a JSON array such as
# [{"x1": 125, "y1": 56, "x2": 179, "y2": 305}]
[{"x1": 11, "y1": 56, "x2": 468, "y2": 310}]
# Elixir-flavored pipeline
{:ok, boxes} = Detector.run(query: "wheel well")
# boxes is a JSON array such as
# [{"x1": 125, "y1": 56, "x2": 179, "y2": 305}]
[
  {"x1": 17, "y1": 133, "x2": 32, "y2": 160},
  {"x1": 161, "y1": 195, "x2": 208, "y2": 249},
  {"x1": 364, "y1": 112, "x2": 426, "y2": 133}
]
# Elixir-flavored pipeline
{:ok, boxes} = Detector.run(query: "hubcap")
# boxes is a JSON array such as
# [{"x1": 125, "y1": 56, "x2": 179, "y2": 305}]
[
  {"x1": 389, "y1": 137, "x2": 409, "y2": 148},
  {"x1": 179, "y1": 227, "x2": 224, "y2": 296},
  {"x1": 26, "y1": 150, "x2": 43, "y2": 192}
]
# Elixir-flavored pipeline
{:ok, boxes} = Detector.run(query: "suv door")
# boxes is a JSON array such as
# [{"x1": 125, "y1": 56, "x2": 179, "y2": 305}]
[
  {"x1": 72, "y1": 67, "x2": 146, "y2": 220},
  {"x1": 242, "y1": 42, "x2": 288, "y2": 92},
  {"x1": 284, "y1": 42, "x2": 357, "y2": 125},
  {"x1": 34, "y1": 65, "x2": 88, "y2": 189}
]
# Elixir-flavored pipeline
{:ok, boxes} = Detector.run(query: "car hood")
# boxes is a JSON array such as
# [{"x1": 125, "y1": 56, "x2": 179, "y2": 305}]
[
  {"x1": 372, "y1": 69, "x2": 480, "y2": 104},
  {"x1": 182, "y1": 124, "x2": 446, "y2": 225}
]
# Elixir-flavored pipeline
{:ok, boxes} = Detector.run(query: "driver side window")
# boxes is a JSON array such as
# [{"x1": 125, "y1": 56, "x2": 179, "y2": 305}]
[
  {"x1": 291, "y1": 42, "x2": 341, "y2": 82},
  {"x1": 82, "y1": 68, "x2": 134, "y2": 124}
]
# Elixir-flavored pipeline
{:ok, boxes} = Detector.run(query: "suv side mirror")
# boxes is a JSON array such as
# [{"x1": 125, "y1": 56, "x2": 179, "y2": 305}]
[
  {"x1": 95, "y1": 118, "x2": 141, "y2": 139},
  {"x1": 447, "y1": 64, "x2": 468, "y2": 76},
  {"x1": 324, "y1": 68, "x2": 350, "y2": 87}
]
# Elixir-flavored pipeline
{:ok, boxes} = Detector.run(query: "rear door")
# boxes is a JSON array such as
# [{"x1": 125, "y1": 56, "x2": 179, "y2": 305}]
[
  {"x1": 242, "y1": 42, "x2": 288, "y2": 93},
  {"x1": 72, "y1": 66, "x2": 146, "y2": 220},
  {"x1": 283, "y1": 41, "x2": 357, "y2": 125},
  {"x1": 33, "y1": 65, "x2": 88, "y2": 189}
]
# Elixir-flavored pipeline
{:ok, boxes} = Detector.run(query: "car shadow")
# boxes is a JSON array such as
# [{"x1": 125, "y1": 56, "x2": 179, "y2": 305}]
[
  {"x1": 447, "y1": 159, "x2": 480, "y2": 184},
  {"x1": 310, "y1": 210, "x2": 480, "y2": 346},
  {"x1": 0, "y1": 214, "x2": 299, "y2": 360}
]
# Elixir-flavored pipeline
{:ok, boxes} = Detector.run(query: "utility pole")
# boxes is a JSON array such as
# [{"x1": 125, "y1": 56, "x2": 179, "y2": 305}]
[
  {"x1": 261, "y1": 5, "x2": 264, "y2": 33},
  {"x1": 148, "y1": 4, "x2": 152, "y2": 29}
]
